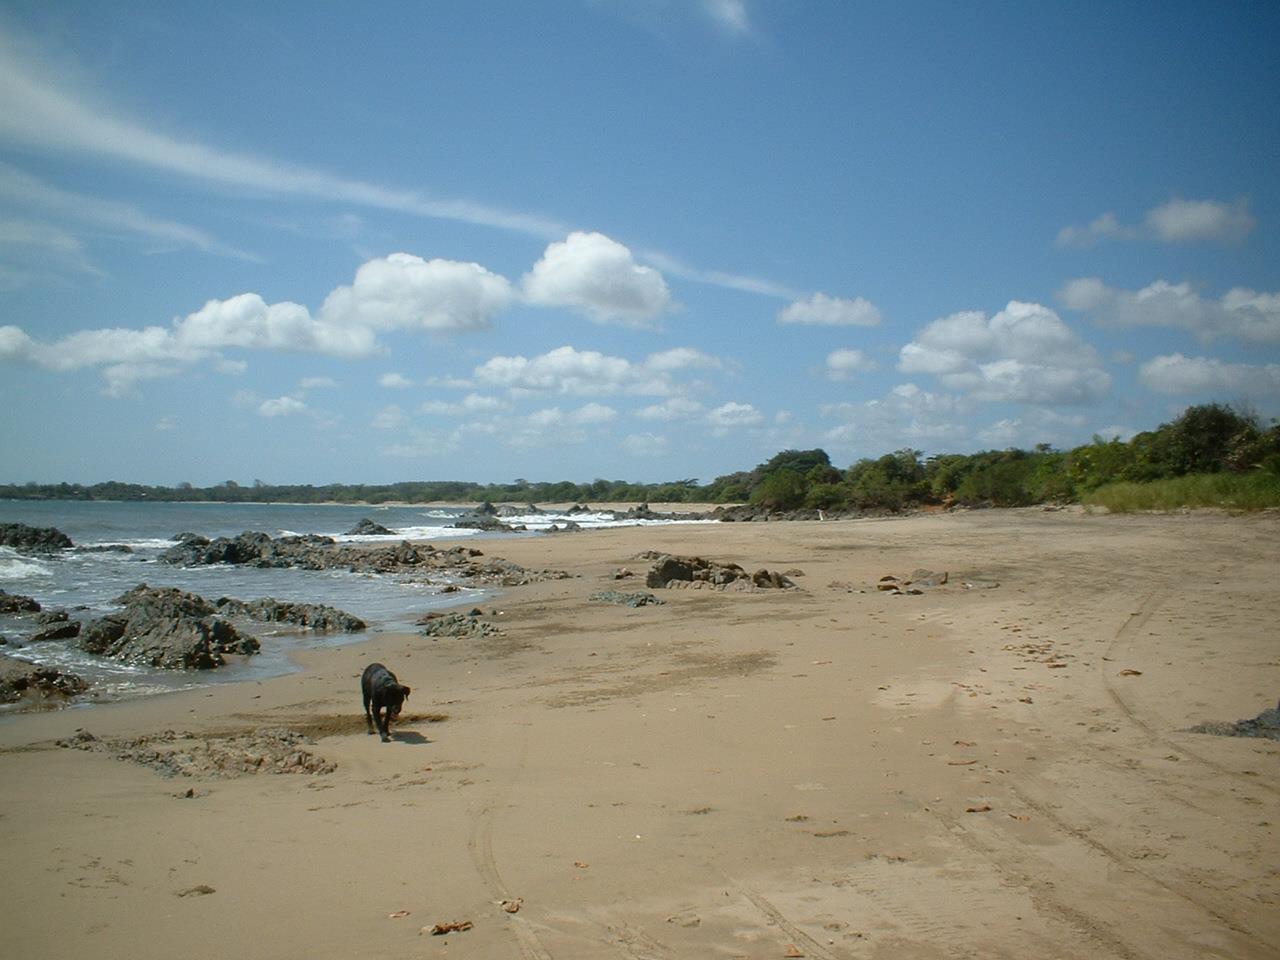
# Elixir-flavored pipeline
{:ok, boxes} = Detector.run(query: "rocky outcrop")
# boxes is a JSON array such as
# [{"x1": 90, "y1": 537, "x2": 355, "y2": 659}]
[
  {"x1": 346, "y1": 518, "x2": 397, "y2": 536},
  {"x1": 214, "y1": 597, "x2": 366, "y2": 632},
  {"x1": 419, "y1": 610, "x2": 501, "y2": 638},
  {"x1": 453, "y1": 515, "x2": 526, "y2": 533},
  {"x1": 640, "y1": 552, "x2": 795, "y2": 591},
  {"x1": 495, "y1": 503, "x2": 541, "y2": 517},
  {"x1": 0, "y1": 653, "x2": 89, "y2": 703},
  {"x1": 26, "y1": 610, "x2": 81, "y2": 643},
  {"x1": 158, "y1": 531, "x2": 568, "y2": 585},
  {"x1": 544, "y1": 520, "x2": 582, "y2": 533},
  {"x1": 0, "y1": 590, "x2": 41, "y2": 613},
  {"x1": 588, "y1": 590, "x2": 664, "y2": 607},
  {"x1": 79, "y1": 584, "x2": 259, "y2": 670},
  {"x1": 0, "y1": 522, "x2": 73, "y2": 553}
]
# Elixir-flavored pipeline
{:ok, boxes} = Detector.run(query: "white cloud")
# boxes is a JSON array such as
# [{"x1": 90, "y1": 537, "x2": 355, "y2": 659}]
[
  {"x1": 522, "y1": 232, "x2": 672, "y2": 324},
  {"x1": 379, "y1": 372, "x2": 414, "y2": 389},
  {"x1": 898, "y1": 301, "x2": 1110, "y2": 405},
  {"x1": 822, "y1": 383, "x2": 967, "y2": 453},
  {"x1": 1056, "y1": 197, "x2": 1255, "y2": 248},
  {"x1": 706, "y1": 401, "x2": 764, "y2": 432},
  {"x1": 624, "y1": 433, "x2": 669, "y2": 457},
  {"x1": 299, "y1": 376, "x2": 337, "y2": 390},
  {"x1": 825, "y1": 348, "x2": 875, "y2": 381},
  {"x1": 258, "y1": 396, "x2": 307, "y2": 418},
  {"x1": 178, "y1": 293, "x2": 379, "y2": 358},
  {"x1": 976, "y1": 410, "x2": 1087, "y2": 448},
  {"x1": 319, "y1": 253, "x2": 513, "y2": 333},
  {"x1": 1061, "y1": 278, "x2": 1280, "y2": 344},
  {"x1": 0, "y1": 324, "x2": 35, "y2": 361},
  {"x1": 478, "y1": 404, "x2": 619, "y2": 449},
  {"x1": 779, "y1": 292, "x2": 882, "y2": 327},
  {"x1": 704, "y1": 0, "x2": 751, "y2": 34},
  {"x1": 473, "y1": 344, "x2": 715, "y2": 397},
  {"x1": 1055, "y1": 211, "x2": 1137, "y2": 248},
  {"x1": 419, "y1": 393, "x2": 509, "y2": 417},
  {"x1": 371, "y1": 404, "x2": 411, "y2": 431},
  {"x1": 0, "y1": 253, "x2": 523, "y2": 391},
  {"x1": 1145, "y1": 197, "x2": 1255, "y2": 243},
  {"x1": 571, "y1": 402, "x2": 617, "y2": 425},
  {"x1": 1139, "y1": 353, "x2": 1280, "y2": 396},
  {"x1": 643, "y1": 346, "x2": 721, "y2": 372},
  {"x1": 637, "y1": 397, "x2": 705, "y2": 421}
]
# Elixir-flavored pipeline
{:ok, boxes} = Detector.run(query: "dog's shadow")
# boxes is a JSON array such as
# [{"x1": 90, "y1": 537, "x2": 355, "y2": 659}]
[{"x1": 389, "y1": 730, "x2": 431, "y2": 745}]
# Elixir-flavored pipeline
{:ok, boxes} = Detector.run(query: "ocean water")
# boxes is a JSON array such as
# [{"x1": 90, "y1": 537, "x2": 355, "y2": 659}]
[{"x1": 0, "y1": 500, "x2": 709, "y2": 708}]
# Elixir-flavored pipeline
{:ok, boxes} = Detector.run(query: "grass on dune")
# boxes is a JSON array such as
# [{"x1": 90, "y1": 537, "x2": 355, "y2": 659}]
[{"x1": 1083, "y1": 471, "x2": 1280, "y2": 513}]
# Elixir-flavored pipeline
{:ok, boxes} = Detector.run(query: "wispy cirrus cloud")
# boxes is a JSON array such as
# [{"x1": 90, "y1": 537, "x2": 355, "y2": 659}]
[
  {"x1": 0, "y1": 26, "x2": 800, "y2": 301},
  {"x1": 0, "y1": 163, "x2": 259, "y2": 262}
]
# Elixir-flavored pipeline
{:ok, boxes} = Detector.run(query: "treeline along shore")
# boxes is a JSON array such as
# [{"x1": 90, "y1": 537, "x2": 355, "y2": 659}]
[{"x1": 5, "y1": 403, "x2": 1279, "y2": 513}]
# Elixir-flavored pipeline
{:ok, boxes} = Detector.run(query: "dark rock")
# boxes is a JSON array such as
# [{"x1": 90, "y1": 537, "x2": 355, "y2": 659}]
[
  {"x1": 346, "y1": 518, "x2": 397, "y2": 536},
  {"x1": 0, "y1": 522, "x2": 73, "y2": 553},
  {"x1": 545, "y1": 520, "x2": 582, "y2": 534},
  {"x1": 419, "y1": 611, "x2": 500, "y2": 638},
  {"x1": 79, "y1": 584, "x2": 259, "y2": 670},
  {"x1": 74, "y1": 544, "x2": 134, "y2": 555},
  {"x1": 495, "y1": 503, "x2": 540, "y2": 517},
  {"x1": 453, "y1": 516, "x2": 525, "y2": 533},
  {"x1": 0, "y1": 590, "x2": 41, "y2": 613},
  {"x1": 27, "y1": 611, "x2": 81, "y2": 643},
  {"x1": 641, "y1": 552, "x2": 794, "y2": 591},
  {"x1": 0, "y1": 653, "x2": 89, "y2": 703},
  {"x1": 215, "y1": 596, "x2": 366, "y2": 632},
  {"x1": 1188, "y1": 700, "x2": 1280, "y2": 741},
  {"x1": 156, "y1": 530, "x2": 566, "y2": 585},
  {"x1": 589, "y1": 590, "x2": 665, "y2": 607}
]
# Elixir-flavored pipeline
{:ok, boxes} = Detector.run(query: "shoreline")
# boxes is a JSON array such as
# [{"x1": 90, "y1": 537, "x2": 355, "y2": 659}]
[{"x1": 1, "y1": 510, "x2": 1277, "y2": 958}]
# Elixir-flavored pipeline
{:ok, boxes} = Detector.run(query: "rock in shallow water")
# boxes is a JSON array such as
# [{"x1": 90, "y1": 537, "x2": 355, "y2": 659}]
[{"x1": 79, "y1": 584, "x2": 259, "y2": 670}]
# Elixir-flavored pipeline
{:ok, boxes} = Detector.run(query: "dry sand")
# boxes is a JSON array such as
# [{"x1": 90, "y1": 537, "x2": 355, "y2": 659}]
[{"x1": 1, "y1": 508, "x2": 1276, "y2": 959}]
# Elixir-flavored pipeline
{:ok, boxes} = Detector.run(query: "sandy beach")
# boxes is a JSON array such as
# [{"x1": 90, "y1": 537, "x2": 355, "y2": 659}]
[{"x1": 1, "y1": 508, "x2": 1276, "y2": 959}]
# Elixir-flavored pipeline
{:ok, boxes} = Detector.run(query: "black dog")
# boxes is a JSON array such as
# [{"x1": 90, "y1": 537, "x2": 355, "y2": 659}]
[{"x1": 362, "y1": 662, "x2": 410, "y2": 742}]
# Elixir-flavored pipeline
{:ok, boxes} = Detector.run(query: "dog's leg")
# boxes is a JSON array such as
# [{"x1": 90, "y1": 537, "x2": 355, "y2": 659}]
[
  {"x1": 377, "y1": 705, "x2": 391, "y2": 742},
  {"x1": 363, "y1": 689, "x2": 375, "y2": 734}
]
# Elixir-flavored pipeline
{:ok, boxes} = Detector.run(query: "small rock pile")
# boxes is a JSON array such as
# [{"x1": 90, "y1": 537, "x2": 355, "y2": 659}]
[
  {"x1": 0, "y1": 657, "x2": 89, "y2": 703},
  {"x1": 876, "y1": 569, "x2": 948, "y2": 595},
  {"x1": 588, "y1": 590, "x2": 665, "y2": 607},
  {"x1": 419, "y1": 610, "x2": 501, "y2": 639},
  {"x1": 639, "y1": 552, "x2": 795, "y2": 592},
  {"x1": 56, "y1": 727, "x2": 336, "y2": 778}
]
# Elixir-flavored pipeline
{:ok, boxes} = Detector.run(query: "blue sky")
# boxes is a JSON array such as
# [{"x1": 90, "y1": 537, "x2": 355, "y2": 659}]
[{"x1": 1, "y1": 1, "x2": 1277, "y2": 486}]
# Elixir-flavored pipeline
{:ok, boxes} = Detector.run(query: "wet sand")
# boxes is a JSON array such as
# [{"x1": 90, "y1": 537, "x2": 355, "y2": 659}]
[{"x1": 1, "y1": 508, "x2": 1277, "y2": 959}]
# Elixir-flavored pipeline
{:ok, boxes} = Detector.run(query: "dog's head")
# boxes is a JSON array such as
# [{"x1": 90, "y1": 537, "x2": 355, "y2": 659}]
[{"x1": 388, "y1": 684, "x2": 410, "y2": 720}]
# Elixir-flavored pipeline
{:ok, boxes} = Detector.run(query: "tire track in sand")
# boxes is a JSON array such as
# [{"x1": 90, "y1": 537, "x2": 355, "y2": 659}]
[
  {"x1": 466, "y1": 722, "x2": 555, "y2": 960},
  {"x1": 1103, "y1": 593, "x2": 1279, "y2": 798},
  {"x1": 732, "y1": 884, "x2": 843, "y2": 960},
  {"x1": 1005, "y1": 781, "x2": 1272, "y2": 951}
]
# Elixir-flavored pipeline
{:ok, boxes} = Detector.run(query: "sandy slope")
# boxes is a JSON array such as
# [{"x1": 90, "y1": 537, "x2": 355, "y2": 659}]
[{"x1": 0, "y1": 509, "x2": 1276, "y2": 959}]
